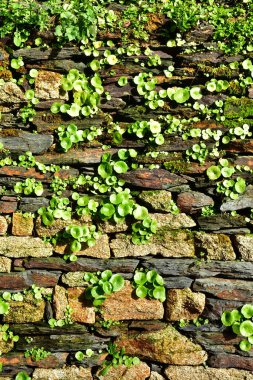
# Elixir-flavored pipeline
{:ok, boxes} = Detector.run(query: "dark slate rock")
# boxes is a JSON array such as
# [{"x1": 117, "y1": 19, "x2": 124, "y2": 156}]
[
  {"x1": 0, "y1": 133, "x2": 53, "y2": 154},
  {"x1": 0, "y1": 270, "x2": 61, "y2": 290},
  {"x1": 193, "y1": 278, "x2": 253, "y2": 301},
  {"x1": 197, "y1": 214, "x2": 248, "y2": 230},
  {"x1": 16, "y1": 333, "x2": 109, "y2": 352},
  {"x1": 121, "y1": 169, "x2": 188, "y2": 189},
  {"x1": 203, "y1": 298, "x2": 245, "y2": 321},
  {"x1": 19, "y1": 197, "x2": 49, "y2": 212},
  {"x1": 23, "y1": 257, "x2": 139, "y2": 273},
  {"x1": 142, "y1": 258, "x2": 253, "y2": 280},
  {"x1": 208, "y1": 353, "x2": 253, "y2": 371}
]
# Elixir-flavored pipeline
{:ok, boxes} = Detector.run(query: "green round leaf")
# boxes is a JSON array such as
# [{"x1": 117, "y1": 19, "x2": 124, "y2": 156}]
[
  {"x1": 136, "y1": 285, "x2": 148, "y2": 298},
  {"x1": 133, "y1": 205, "x2": 149, "y2": 220},
  {"x1": 221, "y1": 311, "x2": 234, "y2": 326},
  {"x1": 0, "y1": 300, "x2": 9, "y2": 314},
  {"x1": 113, "y1": 161, "x2": 128, "y2": 174},
  {"x1": 240, "y1": 320, "x2": 253, "y2": 337},
  {"x1": 173, "y1": 88, "x2": 190, "y2": 103},
  {"x1": 69, "y1": 226, "x2": 83, "y2": 239},
  {"x1": 206, "y1": 165, "x2": 222, "y2": 180},
  {"x1": 134, "y1": 271, "x2": 147, "y2": 285},
  {"x1": 241, "y1": 304, "x2": 253, "y2": 319},
  {"x1": 75, "y1": 351, "x2": 85, "y2": 361},
  {"x1": 102, "y1": 281, "x2": 113, "y2": 295},
  {"x1": 109, "y1": 274, "x2": 125, "y2": 291},
  {"x1": 70, "y1": 240, "x2": 82, "y2": 253},
  {"x1": 234, "y1": 178, "x2": 246, "y2": 194},
  {"x1": 15, "y1": 372, "x2": 31, "y2": 380},
  {"x1": 239, "y1": 340, "x2": 252, "y2": 351},
  {"x1": 153, "y1": 286, "x2": 166, "y2": 302},
  {"x1": 100, "y1": 203, "x2": 115, "y2": 218},
  {"x1": 232, "y1": 322, "x2": 241, "y2": 335},
  {"x1": 98, "y1": 162, "x2": 113, "y2": 179}
]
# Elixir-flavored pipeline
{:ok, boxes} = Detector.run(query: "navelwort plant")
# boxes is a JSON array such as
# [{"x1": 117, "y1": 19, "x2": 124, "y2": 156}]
[
  {"x1": 83, "y1": 270, "x2": 125, "y2": 306},
  {"x1": 206, "y1": 159, "x2": 247, "y2": 199},
  {"x1": 14, "y1": 178, "x2": 44, "y2": 196},
  {"x1": 133, "y1": 268, "x2": 166, "y2": 302},
  {"x1": 99, "y1": 342, "x2": 140, "y2": 376},
  {"x1": 57, "y1": 123, "x2": 103, "y2": 152},
  {"x1": 51, "y1": 69, "x2": 103, "y2": 118},
  {"x1": 221, "y1": 304, "x2": 253, "y2": 351},
  {"x1": 24, "y1": 346, "x2": 51, "y2": 361}
]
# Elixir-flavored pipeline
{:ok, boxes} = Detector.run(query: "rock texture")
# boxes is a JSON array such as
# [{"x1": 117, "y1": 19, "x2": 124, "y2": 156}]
[
  {"x1": 97, "y1": 361, "x2": 150, "y2": 380},
  {"x1": 67, "y1": 287, "x2": 95, "y2": 324},
  {"x1": 32, "y1": 366, "x2": 92, "y2": 380},
  {"x1": 165, "y1": 288, "x2": 205, "y2": 321},
  {"x1": 0, "y1": 237, "x2": 52, "y2": 258},
  {"x1": 101, "y1": 281, "x2": 164, "y2": 321},
  {"x1": 165, "y1": 366, "x2": 253, "y2": 380},
  {"x1": 116, "y1": 325, "x2": 207, "y2": 364}
]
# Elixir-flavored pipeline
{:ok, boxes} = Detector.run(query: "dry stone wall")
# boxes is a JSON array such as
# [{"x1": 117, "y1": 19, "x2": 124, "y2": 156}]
[{"x1": 0, "y1": 2, "x2": 253, "y2": 379}]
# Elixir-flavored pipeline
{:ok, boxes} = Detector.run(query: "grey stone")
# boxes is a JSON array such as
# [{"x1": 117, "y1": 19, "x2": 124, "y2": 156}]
[
  {"x1": 234, "y1": 235, "x2": 253, "y2": 261},
  {"x1": 32, "y1": 366, "x2": 92, "y2": 380},
  {"x1": 0, "y1": 256, "x2": 11, "y2": 272},
  {"x1": 165, "y1": 366, "x2": 253, "y2": 380},
  {"x1": 195, "y1": 232, "x2": 236, "y2": 260},
  {"x1": 0, "y1": 236, "x2": 52, "y2": 258}
]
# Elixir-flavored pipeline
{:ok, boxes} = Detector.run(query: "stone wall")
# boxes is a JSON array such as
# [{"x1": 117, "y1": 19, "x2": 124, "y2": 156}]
[{"x1": 1, "y1": 3, "x2": 253, "y2": 379}]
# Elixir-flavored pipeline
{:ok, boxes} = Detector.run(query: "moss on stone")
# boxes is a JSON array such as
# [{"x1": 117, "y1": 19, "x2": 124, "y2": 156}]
[{"x1": 224, "y1": 97, "x2": 253, "y2": 119}]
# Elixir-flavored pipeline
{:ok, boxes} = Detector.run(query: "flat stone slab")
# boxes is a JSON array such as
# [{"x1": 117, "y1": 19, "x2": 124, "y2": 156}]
[
  {"x1": 101, "y1": 281, "x2": 164, "y2": 321},
  {"x1": 165, "y1": 288, "x2": 205, "y2": 321},
  {"x1": 67, "y1": 287, "x2": 95, "y2": 324},
  {"x1": 32, "y1": 366, "x2": 92, "y2": 380},
  {"x1": 234, "y1": 235, "x2": 253, "y2": 261},
  {"x1": 193, "y1": 278, "x2": 253, "y2": 301},
  {"x1": 116, "y1": 324, "x2": 207, "y2": 365},
  {"x1": 0, "y1": 237, "x2": 52, "y2": 258},
  {"x1": 165, "y1": 366, "x2": 253, "y2": 380}
]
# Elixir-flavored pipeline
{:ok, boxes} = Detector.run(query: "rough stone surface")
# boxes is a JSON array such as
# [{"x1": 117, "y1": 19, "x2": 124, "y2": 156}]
[
  {"x1": 193, "y1": 278, "x2": 253, "y2": 301},
  {"x1": 234, "y1": 235, "x2": 253, "y2": 261},
  {"x1": 151, "y1": 213, "x2": 196, "y2": 229},
  {"x1": 61, "y1": 272, "x2": 87, "y2": 287},
  {"x1": 97, "y1": 361, "x2": 150, "y2": 380},
  {"x1": 220, "y1": 185, "x2": 253, "y2": 211},
  {"x1": 97, "y1": 219, "x2": 128, "y2": 233},
  {"x1": 208, "y1": 353, "x2": 253, "y2": 371},
  {"x1": 55, "y1": 234, "x2": 110, "y2": 258},
  {"x1": 67, "y1": 287, "x2": 95, "y2": 324},
  {"x1": 0, "y1": 236, "x2": 52, "y2": 258},
  {"x1": 0, "y1": 256, "x2": 11, "y2": 272},
  {"x1": 111, "y1": 230, "x2": 195, "y2": 258},
  {"x1": 0, "y1": 332, "x2": 14, "y2": 354},
  {"x1": 3, "y1": 294, "x2": 45, "y2": 323},
  {"x1": 177, "y1": 191, "x2": 214, "y2": 214},
  {"x1": 149, "y1": 372, "x2": 166, "y2": 380},
  {"x1": 165, "y1": 365, "x2": 253, "y2": 380},
  {"x1": 101, "y1": 281, "x2": 164, "y2": 321},
  {"x1": 35, "y1": 70, "x2": 68, "y2": 100},
  {"x1": 32, "y1": 366, "x2": 92, "y2": 380},
  {"x1": 0, "y1": 81, "x2": 24, "y2": 104},
  {"x1": 165, "y1": 288, "x2": 205, "y2": 321},
  {"x1": 12, "y1": 212, "x2": 34, "y2": 236},
  {"x1": 53, "y1": 285, "x2": 69, "y2": 320},
  {"x1": 0, "y1": 215, "x2": 8, "y2": 235},
  {"x1": 195, "y1": 233, "x2": 236, "y2": 260},
  {"x1": 0, "y1": 196, "x2": 18, "y2": 214},
  {"x1": 138, "y1": 190, "x2": 172, "y2": 212},
  {"x1": 116, "y1": 324, "x2": 207, "y2": 365}
]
